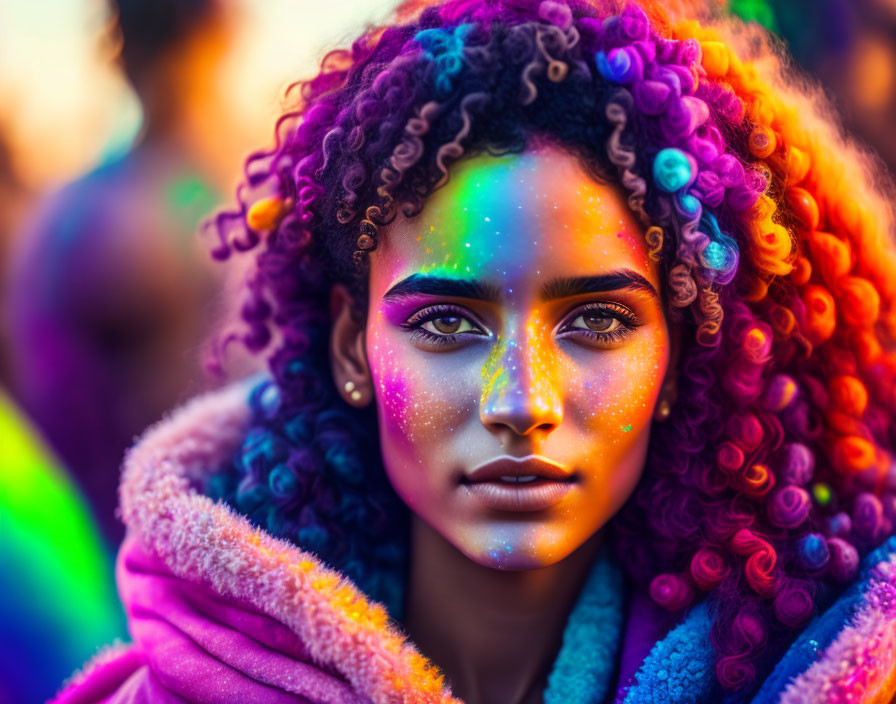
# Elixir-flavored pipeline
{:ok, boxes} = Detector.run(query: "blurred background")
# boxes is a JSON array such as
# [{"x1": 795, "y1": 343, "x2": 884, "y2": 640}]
[{"x1": 0, "y1": 0, "x2": 894, "y2": 702}]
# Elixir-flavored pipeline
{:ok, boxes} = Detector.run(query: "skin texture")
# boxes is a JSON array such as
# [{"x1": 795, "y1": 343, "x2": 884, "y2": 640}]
[
  {"x1": 337, "y1": 144, "x2": 673, "y2": 569},
  {"x1": 329, "y1": 144, "x2": 676, "y2": 703}
]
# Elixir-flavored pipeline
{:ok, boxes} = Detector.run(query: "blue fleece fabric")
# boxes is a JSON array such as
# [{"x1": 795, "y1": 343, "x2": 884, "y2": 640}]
[
  {"x1": 621, "y1": 598, "x2": 722, "y2": 704},
  {"x1": 614, "y1": 535, "x2": 896, "y2": 704},
  {"x1": 544, "y1": 549, "x2": 625, "y2": 704},
  {"x1": 749, "y1": 535, "x2": 896, "y2": 704}
]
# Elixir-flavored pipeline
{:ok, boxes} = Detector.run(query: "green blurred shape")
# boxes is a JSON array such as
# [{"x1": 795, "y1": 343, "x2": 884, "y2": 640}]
[
  {"x1": 729, "y1": 0, "x2": 778, "y2": 32},
  {"x1": 0, "y1": 392, "x2": 125, "y2": 699}
]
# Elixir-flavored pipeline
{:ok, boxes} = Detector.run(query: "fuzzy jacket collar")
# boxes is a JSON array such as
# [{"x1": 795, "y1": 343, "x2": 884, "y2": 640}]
[
  {"x1": 56, "y1": 380, "x2": 896, "y2": 704},
  {"x1": 113, "y1": 380, "x2": 460, "y2": 704}
]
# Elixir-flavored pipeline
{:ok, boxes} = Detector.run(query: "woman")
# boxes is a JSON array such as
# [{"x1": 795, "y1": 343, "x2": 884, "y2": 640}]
[{"x1": 54, "y1": 0, "x2": 896, "y2": 702}]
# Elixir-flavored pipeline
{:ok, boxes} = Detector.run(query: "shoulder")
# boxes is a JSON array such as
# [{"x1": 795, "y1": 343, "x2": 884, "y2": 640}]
[
  {"x1": 22, "y1": 156, "x2": 131, "y2": 239},
  {"x1": 50, "y1": 644, "x2": 144, "y2": 704},
  {"x1": 5, "y1": 156, "x2": 140, "y2": 306},
  {"x1": 751, "y1": 535, "x2": 896, "y2": 704},
  {"x1": 619, "y1": 537, "x2": 896, "y2": 704},
  {"x1": 55, "y1": 381, "x2": 458, "y2": 704},
  {"x1": 52, "y1": 536, "x2": 372, "y2": 704},
  {"x1": 9, "y1": 150, "x2": 192, "y2": 278}
]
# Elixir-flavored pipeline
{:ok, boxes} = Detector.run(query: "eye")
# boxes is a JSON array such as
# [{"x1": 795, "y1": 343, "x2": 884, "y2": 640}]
[
  {"x1": 570, "y1": 311, "x2": 623, "y2": 334},
  {"x1": 402, "y1": 304, "x2": 488, "y2": 347},
  {"x1": 422, "y1": 314, "x2": 477, "y2": 335},
  {"x1": 558, "y1": 302, "x2": 641, "y2": 345}
]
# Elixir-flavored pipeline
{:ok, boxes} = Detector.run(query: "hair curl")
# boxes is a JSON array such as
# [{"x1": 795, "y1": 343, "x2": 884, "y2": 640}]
[{"x1": 204, "y1": 0, "x2": 896, "y2": 693}]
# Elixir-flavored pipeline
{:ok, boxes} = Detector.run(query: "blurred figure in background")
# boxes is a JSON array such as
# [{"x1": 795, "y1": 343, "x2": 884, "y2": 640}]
[
  {"x1": 775, "y1": 0, "x2": 896, "y2": 175},
  {"x1": 0, "y1": 128, "x2": 32, "y2": 387},
  {"x1": 732, "y1": 0, "x2": 896, "y2": 175},
  {"x1": 4, "y1": 0, "x2": 234, "y2": 547}
]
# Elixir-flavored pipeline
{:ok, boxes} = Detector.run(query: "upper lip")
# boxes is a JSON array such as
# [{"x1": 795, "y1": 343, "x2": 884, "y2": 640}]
[{"x1": 463, "y1": 456, "x2": 575, "y2": 483}]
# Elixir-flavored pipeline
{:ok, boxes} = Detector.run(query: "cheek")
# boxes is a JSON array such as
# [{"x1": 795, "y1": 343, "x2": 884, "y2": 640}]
[
  {"x1": 571, "y1": 327, "x2": 669, "y2": 442},
  {"x1": 367, "y1": 321, "x2": 473, "y2": 451}
]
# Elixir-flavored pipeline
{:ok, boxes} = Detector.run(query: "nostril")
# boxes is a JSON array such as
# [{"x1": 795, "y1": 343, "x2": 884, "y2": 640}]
[
  {"x1": 482, "y1": 414, "x2": 561, "y2": 438},
  {"x1": 530, "y1": 421, "x2": 558, "y2": 434}
]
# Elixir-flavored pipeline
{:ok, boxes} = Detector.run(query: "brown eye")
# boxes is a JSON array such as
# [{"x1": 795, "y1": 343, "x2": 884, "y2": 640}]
[
  {"x1": 432, "y1": 316, "x2": 461, "y2": 334},
  {"x1": 558, "y1": 302, "x2": 639, "y2": 346},
  {"x1": 421, "y1": 314, "x2": 476, "y2": 336},
  {"x1": 576, "y1": 313, "x2": 621, "y2": 333}
]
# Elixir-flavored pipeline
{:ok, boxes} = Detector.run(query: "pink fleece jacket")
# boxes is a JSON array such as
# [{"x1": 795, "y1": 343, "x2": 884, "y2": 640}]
[
  {"x1": 50, "y1": 382, "x2": 896, "y2": 704},
  {"x1": 52, "y1": 382, "x2": 461, "y2": 704}
]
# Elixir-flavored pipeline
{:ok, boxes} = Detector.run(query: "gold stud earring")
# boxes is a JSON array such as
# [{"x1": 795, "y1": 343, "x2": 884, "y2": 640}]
[
  {"x1": 344, "y1": 380, "x2": 362, "y2": 403},
  {"x1": 656, "y1": 399, "x2": 672, "y2": 420}
]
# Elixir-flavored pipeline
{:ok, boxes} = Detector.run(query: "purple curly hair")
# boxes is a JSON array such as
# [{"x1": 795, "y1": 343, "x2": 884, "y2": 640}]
[{"x1": 205, "y1": 0, "x2": 896, "y2": 693}]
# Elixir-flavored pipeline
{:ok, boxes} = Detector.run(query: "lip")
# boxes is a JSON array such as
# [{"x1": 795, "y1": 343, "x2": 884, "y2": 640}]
[
  {"x1": 464, "y1": 455, "x2": 575, "y2": 483},
  {"x1": 460, "y1": 456, "x2": 577, "y2": 512}
]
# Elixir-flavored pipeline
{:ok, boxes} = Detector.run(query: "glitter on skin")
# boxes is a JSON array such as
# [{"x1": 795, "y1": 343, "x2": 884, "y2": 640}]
[{"x1": 364, "y1": 145, "x2": 672, "y2": 571}]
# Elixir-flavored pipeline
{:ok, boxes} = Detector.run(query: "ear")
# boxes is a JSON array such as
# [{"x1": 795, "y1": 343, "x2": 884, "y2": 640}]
[
  {"x1": 653, "y1": 315, "x2": 682, "y2": 422},
  {"x1": 329, "y1": 284, "x2": 373, "y2": 408}
]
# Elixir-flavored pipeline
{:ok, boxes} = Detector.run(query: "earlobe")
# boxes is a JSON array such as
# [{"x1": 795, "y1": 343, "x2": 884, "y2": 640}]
[
  {"x1": 654, "y1": 318, "x2": 682, "y2": 422},
  {"x1": 654, "y1": 393, "x2": 673, "y2": 421},
  {"x1": 329, "y1": 284, "x2": 373, "y2": 407},
  {"x1": 654, "y1": 373, "x2": 678, "y2": 421}
]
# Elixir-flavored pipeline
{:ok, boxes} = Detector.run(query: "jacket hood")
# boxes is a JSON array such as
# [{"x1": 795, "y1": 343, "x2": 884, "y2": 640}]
[{"x1": 113, "y1": 380, "x2": 459, "y2": 704}]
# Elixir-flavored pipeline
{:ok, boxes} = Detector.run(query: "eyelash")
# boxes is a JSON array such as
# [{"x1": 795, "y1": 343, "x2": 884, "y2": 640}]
[
  {"x1": 557, "y1": 301, "x2": 641, "y2": 345},
  {"x1": 401, "y1": 304, "x2": 488, "y2": 346},
  {"x1": 401, "y1": 302, "x2": 641, "y2": 347}
]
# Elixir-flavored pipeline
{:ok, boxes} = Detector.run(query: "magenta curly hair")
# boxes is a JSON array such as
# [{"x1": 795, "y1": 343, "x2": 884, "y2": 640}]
[{"x1": 204, "y1": 0, "x2": 896, "y2": 692}]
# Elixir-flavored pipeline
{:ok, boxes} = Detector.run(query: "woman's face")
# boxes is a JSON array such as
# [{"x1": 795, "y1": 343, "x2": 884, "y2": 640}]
[{"x1": 362, "y1": 145, "x2": 672, "y2": 570}]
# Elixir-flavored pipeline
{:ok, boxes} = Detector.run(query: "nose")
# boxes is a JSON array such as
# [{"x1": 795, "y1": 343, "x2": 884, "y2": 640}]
[{"x1": 479, "y1": 333, "x2": 563, "y2": 438}]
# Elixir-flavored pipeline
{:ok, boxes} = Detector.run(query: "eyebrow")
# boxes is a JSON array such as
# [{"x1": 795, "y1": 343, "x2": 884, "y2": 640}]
[
  {"x1": 382, "y1": 269, "x2": 658, "y2": 303},
  {"x1": 382, "y1": 274, "x2": 503, "y2": 302},
  {"x1": 541, "y1": 270, "x2": 658, "y2": 300}
]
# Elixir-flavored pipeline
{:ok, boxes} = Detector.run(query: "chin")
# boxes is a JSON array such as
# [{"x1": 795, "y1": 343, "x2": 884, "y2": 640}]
[
  {"x1": 458, "y1": 525, "x2": 577, "y2": 571},
  {"x1": 484, "y1": 553, "x2": 559, "y2": 571}
]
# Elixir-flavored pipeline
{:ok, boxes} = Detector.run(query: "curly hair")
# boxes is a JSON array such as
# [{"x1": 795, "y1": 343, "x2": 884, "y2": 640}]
[{"x1": 203, "y1": 0, "x2": 896, "y2": 693}]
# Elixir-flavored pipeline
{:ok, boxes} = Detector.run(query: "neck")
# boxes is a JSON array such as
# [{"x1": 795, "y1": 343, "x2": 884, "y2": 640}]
[{"x1": 402, "y1": 517, "x2": 604, "y2": 704}]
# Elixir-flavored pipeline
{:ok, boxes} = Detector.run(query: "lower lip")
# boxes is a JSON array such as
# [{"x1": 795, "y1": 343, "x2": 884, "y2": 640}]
[{"x1": 460, "y1": 479, "x2": 575, "y2": 512}]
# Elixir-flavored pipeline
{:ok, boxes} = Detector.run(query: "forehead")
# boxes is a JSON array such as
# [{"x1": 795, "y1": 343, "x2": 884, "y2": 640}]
[{"x1": 373, "y1": 146, "x2": 657, "y2": 291}]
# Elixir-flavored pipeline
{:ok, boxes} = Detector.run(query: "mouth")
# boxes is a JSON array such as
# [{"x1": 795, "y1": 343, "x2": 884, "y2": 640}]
[{"x1": 459, "y1": 456, "x2": 578, "y2": 512}]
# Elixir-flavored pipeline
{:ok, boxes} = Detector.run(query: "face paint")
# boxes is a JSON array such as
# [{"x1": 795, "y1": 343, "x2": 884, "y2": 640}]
[{"x1": 366, "y1": 145, "x2": 672, "y2": 570}]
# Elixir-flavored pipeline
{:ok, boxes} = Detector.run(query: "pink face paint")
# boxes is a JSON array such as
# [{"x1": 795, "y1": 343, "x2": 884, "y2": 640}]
[{"x1": 365, "y1": 145, "x2": 671, "y2": 570}]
